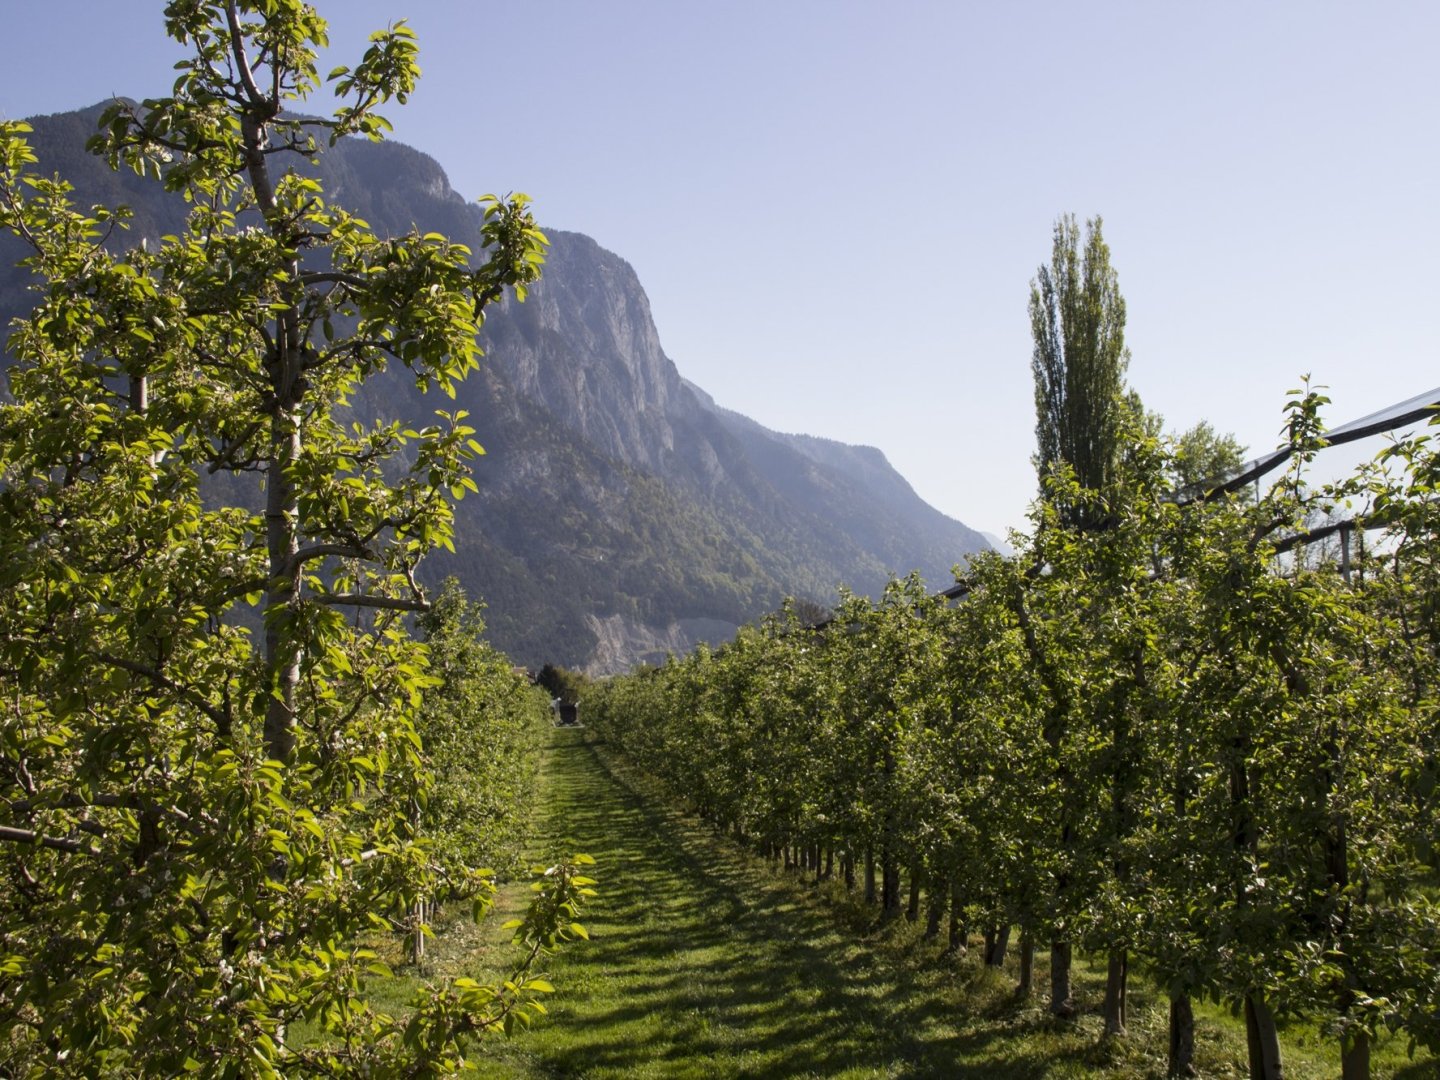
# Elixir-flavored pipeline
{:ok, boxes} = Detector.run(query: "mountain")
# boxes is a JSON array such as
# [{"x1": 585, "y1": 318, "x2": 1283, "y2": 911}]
[
  {"x1": 981, "y1": 531, "x2": 1016, "y2": 558},
  {"x1": 1, "y1": 103, "x2": 989, "y2": 672}
]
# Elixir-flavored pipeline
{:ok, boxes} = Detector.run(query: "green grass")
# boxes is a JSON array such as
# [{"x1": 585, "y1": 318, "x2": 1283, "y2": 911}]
[{"x1": 405, "y1": 727, "x2": 1437, "y2": 1078}]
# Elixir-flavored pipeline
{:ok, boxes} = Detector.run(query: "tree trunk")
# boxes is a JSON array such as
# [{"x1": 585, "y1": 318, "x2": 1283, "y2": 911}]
[
  {"x1": 1244, "y1": 994, "x2": 1283, "y2": 1080},
  {"x1": 1340, "y1": 1030, "x2": 1369, "y2": 1080},
  {"x1": 129, "y1": 372, "x2": 148, "y2": 415},
  {"x1": 924, "y1": 886, "x2": 944, "y2": 940},
  {"x1": 1320, "y1": 706, "x2": 1365, "y2": 1080},
  {"x1": 864, "y1": 848, "x2": 877, "y2": 904},
  {"x1": 824, "y1": 847, "x2": 833, "y2": 881},
  {"x1": 1103, "y1": 949, "x2": 1128, "y2": 1036},
  {"x1": 906, "y1": 867, "x2": 922, "y2": 922},
  {"x1": 247, "y1": 97, "x2": 305, "y2": 768},
  {"x1": 1050, "y1": 940, "x2": 1075, "y2": 1018},
  {"x1": 983, "y1": 925, "x2": 1010, "y2": 968},
  {"x1": 881, "y1": 854, "x2": 901, "y2": 918},
  {"x1": 262, "y1": 408, "x2": 301, "y2": 762},
  {"x1": 1018, "y1": 928, "x2": 1034, "y2": 995},
  {"x1": 1168, "y1": 993, "x2": 1196, "y2": 1078},
  {"x1": 411, "y1": 897, "x2": 427, "y2": 964},
  {"x1": 843, "y1": 853, "x2": 854, "y2": 891},
  {"x1": 947, "y1": 875, "x2": 965, "y2": 955}
]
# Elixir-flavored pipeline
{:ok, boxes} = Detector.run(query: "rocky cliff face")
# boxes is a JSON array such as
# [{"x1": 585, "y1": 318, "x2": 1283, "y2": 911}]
[
  {"x1": 482, "y1": 233, "x2": 693, "y2": 473},
  {"x1": 2, "y1": 105, "x2": 990, "y2": 673},
  {"x1": 584, "y1": 613, "x2": 741, "y2": 674}
]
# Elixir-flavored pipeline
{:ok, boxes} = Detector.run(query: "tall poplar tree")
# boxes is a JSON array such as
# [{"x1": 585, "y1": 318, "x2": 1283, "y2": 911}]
[
  {"x1": 1025, "y1": 213, "x2": 1134, "y2": 1019},
  {"x1": 1029, "y1": 213, "x2": 1131, "y2": 523}
]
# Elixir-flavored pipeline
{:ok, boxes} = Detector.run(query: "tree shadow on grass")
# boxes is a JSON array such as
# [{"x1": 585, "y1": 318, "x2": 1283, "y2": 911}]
[
  {"x1": 490, "y1": 729, "x2": 1106, "y2": 1079},
  {"x1": 1394, "y1": 1060, "x2": 1440, "y2": 1080}
]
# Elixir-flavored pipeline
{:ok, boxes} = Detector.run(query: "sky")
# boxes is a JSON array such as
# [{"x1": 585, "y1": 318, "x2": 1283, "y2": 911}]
[{"x1": 3, "y1": 1, "x2": 1437, "y2": 541}]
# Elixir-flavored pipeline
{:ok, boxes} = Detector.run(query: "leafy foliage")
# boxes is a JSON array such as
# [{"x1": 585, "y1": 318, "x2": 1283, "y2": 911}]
[
  {"x1": 0, "y1": 3, "x2": 587, "y2": 1074},
  {"x1": 417, "y1": 580, "x2": 550, "y2": 887},
  {"x1": 587, "y1": 389, "x2": 1440, "y2": 1077},
  {"x1": 1029, "y1": 213, "x2": 1132, "y2": 519}
]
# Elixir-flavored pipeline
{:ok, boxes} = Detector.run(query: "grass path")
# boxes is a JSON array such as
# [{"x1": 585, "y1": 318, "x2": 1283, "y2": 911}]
[{"x1": 463, "y1": 726, "x2": 1434, "y2": 1079}]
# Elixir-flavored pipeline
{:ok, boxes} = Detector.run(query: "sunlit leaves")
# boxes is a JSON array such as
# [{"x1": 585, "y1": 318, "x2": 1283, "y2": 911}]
[
  {"x1": 0, "y1": 2, "x2": 558, "y2": 1074},
  {"x1": 586, "y1": 392, "x2": 1440, "y2": 1061}
]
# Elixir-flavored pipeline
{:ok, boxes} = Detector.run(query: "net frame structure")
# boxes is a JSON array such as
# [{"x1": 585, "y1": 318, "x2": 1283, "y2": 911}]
[
  {"x1": 919, "y1": 384, "x2": 1440, "y2": 606},
  {"x1": 794, "y1": 385, "x2": 1439, "y2": 631}
]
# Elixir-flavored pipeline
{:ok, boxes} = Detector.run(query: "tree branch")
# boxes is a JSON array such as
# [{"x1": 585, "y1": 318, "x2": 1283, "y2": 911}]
[
  {"x1": 403, "y1": 562, "x2": 427, "y2": 606},
  {"x1": 0, "y1": 824, "x2": 99, "y2": 856},
  {"x1": 94, "y1": 653, "x2": 230, "y2": 732},
  {"x1": 1247, "y1": 515, "x2": 1292, "y2": 553},
  {"x1": 220, "y1": 577, "x2": 269, "y2": 602},
  {"x1": 288, "y1": 543, "x2": 376, "y2": 575},
  {"x1": 225, "y1": 2, "x2": 270, "y2": 110},
  {"x1": 310, "y1": 593, "x2": 430, "y2": 612},
  {"x1": 7, "y1": 791, "x2": 219, "y2": 843},
  {"x1": 206, "y1": 417, "x2": 265, "y2": 474},
  {"x1": 298, "y1": 270, "x2": 367, "y2": 289},
  {"x1": 313, "y1": 337, "x2": 400, "y2": 370}
]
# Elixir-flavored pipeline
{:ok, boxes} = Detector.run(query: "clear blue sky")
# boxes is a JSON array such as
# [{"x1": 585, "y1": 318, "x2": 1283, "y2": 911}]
[{"x1": 4, "y1": 1, "x2": 1437, "y2": 542}]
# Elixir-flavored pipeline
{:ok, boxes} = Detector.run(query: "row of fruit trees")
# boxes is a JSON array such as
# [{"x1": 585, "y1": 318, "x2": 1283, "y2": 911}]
[{"x1": 586, "y1": 390, "x2": 1440, "y2": 1080}]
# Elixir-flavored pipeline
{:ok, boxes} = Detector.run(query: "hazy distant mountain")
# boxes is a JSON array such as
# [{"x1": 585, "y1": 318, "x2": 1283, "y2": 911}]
[
  {"x1": 981, "y1": 531, "x2": 1016, "y2": 557},
  {"x1": 2, "y1": 103, "x2": 990, "y2": 671}
]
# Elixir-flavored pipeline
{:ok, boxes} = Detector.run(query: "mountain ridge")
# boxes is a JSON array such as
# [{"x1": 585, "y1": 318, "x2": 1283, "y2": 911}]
[{"x1": 1, "y1": 103, "x2": 990, "y2": 671}]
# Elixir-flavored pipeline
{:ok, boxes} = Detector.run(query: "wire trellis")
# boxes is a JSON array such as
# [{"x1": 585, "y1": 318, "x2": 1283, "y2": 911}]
[{"x1": 918, "y1": 385, "x2": 1439, "y2": 612}]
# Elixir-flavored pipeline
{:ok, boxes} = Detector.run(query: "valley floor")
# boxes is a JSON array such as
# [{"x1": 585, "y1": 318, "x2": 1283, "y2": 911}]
[{"x1": 443, "y1": 727, "x2": 1436, "y2": 1079}]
